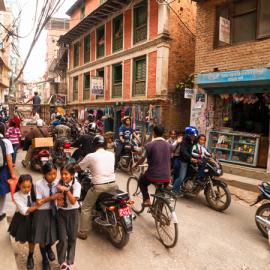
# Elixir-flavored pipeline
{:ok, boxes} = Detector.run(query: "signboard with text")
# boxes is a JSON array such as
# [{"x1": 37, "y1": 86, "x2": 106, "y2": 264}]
[
  {"x1": 91, "y1": 76, "x2": 104, "y2": 96},
  {"x1": 219, "y1": 17, "x2": 230, "y2": 44},
  {"x1": 184, "y1": 88, "x2": 193, "y2": 99}
]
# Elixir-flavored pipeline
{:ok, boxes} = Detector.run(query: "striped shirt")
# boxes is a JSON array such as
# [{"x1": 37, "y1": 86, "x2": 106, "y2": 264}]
[{"x1": 6, "y1": 127, "x2": 21, "y2": 145}]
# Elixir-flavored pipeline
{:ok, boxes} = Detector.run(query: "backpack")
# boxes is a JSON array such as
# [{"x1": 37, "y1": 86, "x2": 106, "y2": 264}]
[{"x1": 0, "y1": 138, "x2": 7, "y2": 169}]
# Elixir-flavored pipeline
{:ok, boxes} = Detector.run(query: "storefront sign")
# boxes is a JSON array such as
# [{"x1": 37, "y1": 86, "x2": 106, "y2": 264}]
[
  {"x1": 219, "y1": 17, "x2": 230, "y2": 44},
  {"x1": 184, "y1": 88, "x2": 193, "y2": 99},
  {"x1": 91, "y1": 76, "x2": 104, "y2": 96}
]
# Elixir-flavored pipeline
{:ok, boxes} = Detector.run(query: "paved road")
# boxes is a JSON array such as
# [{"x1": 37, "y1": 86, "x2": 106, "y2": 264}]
[{"x1": 7, "y1": 151, "x2": 270, "y2": 270}]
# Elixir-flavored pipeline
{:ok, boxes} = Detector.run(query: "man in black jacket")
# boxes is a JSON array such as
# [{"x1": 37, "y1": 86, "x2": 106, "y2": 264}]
[{"x1": 172, "y1": 126, "x2": 198, "y2": 196}]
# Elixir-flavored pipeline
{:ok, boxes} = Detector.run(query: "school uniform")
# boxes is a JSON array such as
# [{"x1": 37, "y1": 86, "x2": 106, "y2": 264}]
[
  {"x1": 8, "y1": 191, "x2": 34, "y2": 243},
  {"x1": 56, "y1": 179, "x2": 81, "y2": 266},
  {"x1": 32, "y1": 178, "x2": 59, "y2": 245}
]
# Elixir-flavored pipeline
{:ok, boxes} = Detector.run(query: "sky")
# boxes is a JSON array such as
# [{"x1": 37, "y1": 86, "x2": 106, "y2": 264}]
[{"x1": 6, "y1": 0, "x2": 76, "y2": 82}]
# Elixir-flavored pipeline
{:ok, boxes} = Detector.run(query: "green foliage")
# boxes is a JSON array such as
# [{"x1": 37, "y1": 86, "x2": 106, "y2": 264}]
[{"x1": 176, "y1": 74, "x2": 194, "y2": 91}]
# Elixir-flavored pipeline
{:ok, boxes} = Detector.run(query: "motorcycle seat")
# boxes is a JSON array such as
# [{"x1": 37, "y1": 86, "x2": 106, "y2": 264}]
[{"x1": 98, "y1": 189, "x2": 129, "y2": 204}]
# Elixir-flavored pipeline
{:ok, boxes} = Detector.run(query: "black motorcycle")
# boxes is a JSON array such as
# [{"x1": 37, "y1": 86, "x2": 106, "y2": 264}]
[
  {"x1": 180, "y1": 157, "x2": 231, "y2": 212},
  {"x1": 76, "y1": 170, "x2": 133, "y2": 248},
  {"x1": 252, "y1": 182, "x2": 270, "y2": 239}
]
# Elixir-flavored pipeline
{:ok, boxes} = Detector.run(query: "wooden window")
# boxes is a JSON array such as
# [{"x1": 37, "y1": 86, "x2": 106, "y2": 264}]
[
  {"x1": 112, "y1": 63, "x2": 122, "y2": 98},
  {"x1": 113, "y1": 15, "x2": 123, "y2": 52},
  {"x1": 257, "y1": 0, "x2": 270, "y2": 38},
  {"x1": 83, "y1": 73, "x2": 90, "y2": 100},
  {"x1": 80, "y1": 0, "x2": 85, "y2": 20},
  {"x1": 84, "y1": 34, "x2": 90, "y2": 63},
  {"x1": 96, "y1": 68, "x2": 104, "y2": 99},
  {"x1": 133, "y1": 0, "x2": 147, "y2": 44},
  {"x1": 73, "y1": 76, "x2": 78, "y2": 101},
  {"x1": 73, "y1": 42, "x2": 80, "y2": 67},
  {"x1": 133, "y1": 56, "x2": 146, "y2": 96},
  {"x1": 96, "y1": 25, "x2": 105, "y2": 58}
]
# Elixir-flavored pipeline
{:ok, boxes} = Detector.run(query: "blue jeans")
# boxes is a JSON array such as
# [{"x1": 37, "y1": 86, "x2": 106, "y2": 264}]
[
  {"x1": 173, "y1": 161, "x2": 188, "y2": 193},
  {"x1": 12, "y1": 144, "x2": 19, "y2": 164},
  {"x1": 173, "y1": 158, "x2": 181, "y2": 183}
]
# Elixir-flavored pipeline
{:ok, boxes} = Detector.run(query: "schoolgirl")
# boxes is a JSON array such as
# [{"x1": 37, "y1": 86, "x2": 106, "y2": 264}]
[
  {"x1": 8, "y1": 174, "x2": 41, "y2": 270},
  {"x1": 56, "y1": 164, "x2": 81, "y2": 270},
  {"x1": 32, "y1": 163, "x2": 62, "y2": 270}
]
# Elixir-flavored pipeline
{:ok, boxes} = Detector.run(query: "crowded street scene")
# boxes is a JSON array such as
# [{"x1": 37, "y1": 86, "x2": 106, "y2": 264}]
[{"x1": 0, "y1": 0, "x2": 269, "y2": 269}]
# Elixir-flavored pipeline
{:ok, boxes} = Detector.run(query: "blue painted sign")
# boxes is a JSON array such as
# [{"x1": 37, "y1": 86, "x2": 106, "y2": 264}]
[{"x1": 196, "y1": 68, "x2": 270, "y2": 88}]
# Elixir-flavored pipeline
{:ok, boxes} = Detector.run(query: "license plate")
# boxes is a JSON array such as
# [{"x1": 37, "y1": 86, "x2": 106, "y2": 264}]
[
  {"x1": 119, "y1": 207, "x2": 132, "y2": 217},
  {"x1": 64, "y1": 149, "x2": 73, "y2": 153},
  {"x1": 41, "y1": 157, "x2": 49, "y2": 161}
]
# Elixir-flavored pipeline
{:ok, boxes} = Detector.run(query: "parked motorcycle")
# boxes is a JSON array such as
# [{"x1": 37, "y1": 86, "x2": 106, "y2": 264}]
[
  {"x1": 76, "y1": 170, "x2": 133, "y2": 248},
  {"x1": 52, "y1": 139, "x2": 74, "y2": 166},
  {"x1": 180, "y1": 157, "x2": 231, "y2": 212},
  {"x1": 252, "y1": 182, "x2": 270, "y2": 240},
  {"x1": 30, "y1": 147, "x2": 52, "y2": 171}
]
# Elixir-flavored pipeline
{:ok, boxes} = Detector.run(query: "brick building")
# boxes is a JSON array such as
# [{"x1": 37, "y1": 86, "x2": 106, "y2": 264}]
[
  {"x1": 58, "y1": 0, "x2": 196, "y2": 133},
  {"x1": 192, "y1": 0, "x2": 270, "y2": 171}
]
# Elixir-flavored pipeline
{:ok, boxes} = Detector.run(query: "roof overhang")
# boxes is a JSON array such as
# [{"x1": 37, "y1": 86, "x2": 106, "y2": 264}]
[
  {"x1": 59, "y1": 0, "x2": 132, "y2": 45},
  {"x1": 66, "y1": 0, "x2": 83, "y2": 16}
]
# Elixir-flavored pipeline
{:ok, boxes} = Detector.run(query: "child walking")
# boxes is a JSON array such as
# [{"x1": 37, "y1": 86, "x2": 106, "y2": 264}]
[
  {"x1": 32, "y1": 163, "x2": 63, "y2": 270},
  {"x1": 192, "y1": 134, "x2": 211, "y2": 184},
  {"x1": 6, "y1": 120, "x2": 21, "y2": 164},
  {"x1": 8, "y1": 174, "x2": 42, "y2": 269},
  {"x1": 57, "y1": 164, "x2": 81, "y2": 270}
]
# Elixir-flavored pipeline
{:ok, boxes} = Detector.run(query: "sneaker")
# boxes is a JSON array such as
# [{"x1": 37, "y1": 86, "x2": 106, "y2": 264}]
[
  {"x1": 26, "y1": 255, "x2": 34, "y2": 270},
  {"x1": 77, "y1": 231, "x2": 88, "y2": 240}
]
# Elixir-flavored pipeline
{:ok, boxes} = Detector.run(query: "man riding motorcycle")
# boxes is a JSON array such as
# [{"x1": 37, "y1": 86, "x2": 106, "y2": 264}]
[
  {"x1": 77, "y1": 135, "x2": 118, "y2": 240},
  {"x1": 172, "y1": 126, "x2": 198, "y2": 197}
]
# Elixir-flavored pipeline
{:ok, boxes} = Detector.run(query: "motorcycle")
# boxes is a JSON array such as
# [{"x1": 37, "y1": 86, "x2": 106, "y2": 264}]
[
  {"x1": 52, "y1": 139, "x2": 74, "y2": 166},
  {"x1": 76, "y1": 170, "x2": 133, "y2": 248},
  {"x1": 30, "y1": 147, "x2": 52, "y2": 171},
  {"x1": 180, "y1": 157, "x2": 231, "y2": 212},
  {"x1": 252, "y1": 182, "x2": 270, "y2": 240},
  {"x1": 67, "y1": 120, "x2": 82, "y2": 142}
]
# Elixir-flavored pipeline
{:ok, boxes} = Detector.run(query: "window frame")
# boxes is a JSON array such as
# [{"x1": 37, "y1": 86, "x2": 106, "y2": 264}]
[
  {"x1": 96, "y1": 67, "x2": 105, "y2": 99},
  {"x1": 83, "y1": 72, "x2": 90, "y2": 100},
  {"x1": 133, "y1": 56, "x2": 146, "y2": 97},
  {"x1": 96, "y1": 25, "x2": 105, "y2": 59},
  {"x1": 112, "y1": 63, "x2": 123, "y2": 98},
  {"x1": 73, "y1": 76, "x2": 79, "y2": 101},
  {"x1": 133, "y1": 0, "x2": 148, "y2": 44},
  {"x1": 73, "y1": 41, "x2": 80, "y2": 67},
  {"x1": 84, "y1": 34, "x2": 90, "y2": 63},
  {"x1": 112, "y1": 15, "x2": 123, "y2": 52}
]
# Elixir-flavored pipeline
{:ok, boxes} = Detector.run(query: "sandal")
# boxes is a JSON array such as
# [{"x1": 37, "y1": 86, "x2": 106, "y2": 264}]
[{"x1": 60, "y1": 263, "x2": 68, "y2": 270}]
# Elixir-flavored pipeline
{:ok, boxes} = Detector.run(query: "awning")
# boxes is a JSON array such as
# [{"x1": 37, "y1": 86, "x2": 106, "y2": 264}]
[
  {"x1": 58, "y1": 0, "x2": 132, "y2": 45},
  {"x1": 206, "y1": 86, "x2": 270, "y2": 95}
]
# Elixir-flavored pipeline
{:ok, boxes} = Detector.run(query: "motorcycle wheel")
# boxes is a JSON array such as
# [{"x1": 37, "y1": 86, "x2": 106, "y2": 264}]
[
  {"x1": 108, "y1": 223, "x2": 129, "y2": 249},
  {"x1": 255, "y1": 203, "x2": 270, "y2": 238},
  {"x1": 127, "y1": 176, "x2": 144, "y2": 214},
  {"x1": 205, "y1": 181, "x2": 231, "y2": 212}
]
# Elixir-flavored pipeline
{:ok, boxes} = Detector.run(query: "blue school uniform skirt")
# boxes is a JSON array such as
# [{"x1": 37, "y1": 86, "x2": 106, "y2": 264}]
[
  {"x1": 32, "y1": 209, "x2": 58, "y2": 245},
  {"x1": 0, "y1": 166, "x2": 10, "y2": 196},
  {"x1": 8, "y1": 212, "x2": 33, "y2": 243}
]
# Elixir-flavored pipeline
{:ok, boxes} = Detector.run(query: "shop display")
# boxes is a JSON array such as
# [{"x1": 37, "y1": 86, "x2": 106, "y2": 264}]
[{"x1": 208, "y1": 131, "x2": 260, "y2": 167}]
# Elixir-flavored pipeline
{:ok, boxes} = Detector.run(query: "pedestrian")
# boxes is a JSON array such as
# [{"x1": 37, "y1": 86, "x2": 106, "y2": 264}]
[
  {"x1": 6, "y1": 120, "x2": 21, "y2": 164},
  {"x1": 172, "y1": 132, "x2": 184, "y2": 182},
  {"x1": 9, "y1": 110, "x2": 21, "y2": 128},
  {"x1": 8, "y1": 174, "x2": 44, "y2": 269},
  {"x1": 56, "y1": 164, "x2": 81, "y2": 270},
  {"x1": 32, "y1": 163, "x2": 63, "y2": 270},
  {"x1": 0, "y1": 122, "x2": 17, "y2": 222},
  {"x1": 167, "y1": 130, "x2": 177, "y2": 145},
  {"x1": 26, "y1": 91, "x2": 41, "y2": 114}
]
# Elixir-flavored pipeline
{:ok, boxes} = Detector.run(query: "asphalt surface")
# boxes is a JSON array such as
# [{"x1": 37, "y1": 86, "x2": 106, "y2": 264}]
[{"x1": 6, "y1": 150, "x2": 270, "y2": 270}]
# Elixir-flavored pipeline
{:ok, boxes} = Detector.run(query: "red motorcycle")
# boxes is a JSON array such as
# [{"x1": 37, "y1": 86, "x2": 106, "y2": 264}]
[{"x1": 30, "y1": 147, "x2": 52, "y2": 171}]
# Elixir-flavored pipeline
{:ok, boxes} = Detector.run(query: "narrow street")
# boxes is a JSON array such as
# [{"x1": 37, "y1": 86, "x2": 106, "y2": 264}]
[{"x1": 6, "y1": 151, "x2": 270, "y2": 270}]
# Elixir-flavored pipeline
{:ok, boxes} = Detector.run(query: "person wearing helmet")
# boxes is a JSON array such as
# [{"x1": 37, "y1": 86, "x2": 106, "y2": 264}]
[
  {"x1": 172, "y1": 126, "x2": 199, "y2": 196},
  {"x1": 77, "y1": 135, "x2": 118, "y2": 240},
  {"x1": 53, "y1": 118, "x2": 71, "y2": 140}
]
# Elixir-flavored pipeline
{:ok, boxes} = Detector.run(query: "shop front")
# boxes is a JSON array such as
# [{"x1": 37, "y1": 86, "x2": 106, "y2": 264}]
[{"x1": 195, "y1": 68, "x2": 270, "y2": 170}]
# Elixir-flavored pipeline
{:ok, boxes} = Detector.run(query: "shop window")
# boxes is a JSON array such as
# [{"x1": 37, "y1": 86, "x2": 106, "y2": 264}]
[
  {"x1": 73, "y1": 42, "x2": 80, "y2": 67},
  {"x1": 215, "y1": 0, "x2": 270, "y2": 47},
  {"x1": 133, "y1": 0, "x2": 147, "y2": 44},
  {"x1": 80, "y1": 0, "x2": 85, "y2": 20},
  {"x1": 84, "y1": 34, "x2": 90, "y2": 63},
  {"x1": 73, "y1": 76, "x2": 78, "y2": 101},
  {"x1": 96, "y1": 25, "x2": 105, "y2": 58},
  {"x1": 96, "y1": 68, "x2": 104, "y2": 99},
  {"x1": 112, "y1": 63, "x2": 122, "y2": 98},
  {"x1": 133, "y1": 56, "x2": 146, "y2": 96},
  {"x1": 113, "y1": 15, "x2": 123, "y2": 52},
  {"x1": 83, "y1": 73, "x2": 90, "y2": 100}
]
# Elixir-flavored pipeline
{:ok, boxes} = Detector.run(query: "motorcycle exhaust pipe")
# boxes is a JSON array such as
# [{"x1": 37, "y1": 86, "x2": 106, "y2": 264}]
[{"x1": 256, "y1": 215, "x2": 270, "y2": 228}]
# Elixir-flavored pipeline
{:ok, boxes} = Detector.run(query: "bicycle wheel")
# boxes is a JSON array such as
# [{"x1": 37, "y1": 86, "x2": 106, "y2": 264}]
[
  {"x1": 127, "y1": 176, "x2": 144, "y2": 214},
  {"x1": 154, "y1": 199, "x2": 178, "y2": 248}
]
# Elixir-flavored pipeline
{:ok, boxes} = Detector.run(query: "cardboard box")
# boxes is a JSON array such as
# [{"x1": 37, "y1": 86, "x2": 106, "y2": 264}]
[{"x1": 32, "y1": 137, "x2": 54, "y2": 148}]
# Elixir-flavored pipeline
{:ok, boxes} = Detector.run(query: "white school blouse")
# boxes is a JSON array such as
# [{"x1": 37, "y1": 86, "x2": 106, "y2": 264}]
[{"x1": 13, "y1": 191, "x2": 32, "y2": 216}]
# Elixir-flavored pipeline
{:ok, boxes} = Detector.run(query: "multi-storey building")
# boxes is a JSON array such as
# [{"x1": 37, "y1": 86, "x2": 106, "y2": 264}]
[
  {"x1": 192, "y1": 0, "x2": 270, "y2": 172},
  {"x1": 58, "y1": 0, "x2": 196, "y2": 132}
]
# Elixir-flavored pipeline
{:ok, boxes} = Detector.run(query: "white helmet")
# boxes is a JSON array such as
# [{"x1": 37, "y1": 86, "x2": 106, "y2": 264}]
[{"x1": 88, "y1": 122, "x2": 97, "y2": 133}]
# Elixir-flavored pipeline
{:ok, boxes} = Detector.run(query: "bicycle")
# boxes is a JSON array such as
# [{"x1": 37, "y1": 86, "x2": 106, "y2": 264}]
[{"x1": 127, "y1": 165, "x2": 178, "y2": 248}]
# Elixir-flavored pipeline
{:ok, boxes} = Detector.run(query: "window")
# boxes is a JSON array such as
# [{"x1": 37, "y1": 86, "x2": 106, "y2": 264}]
[
  {"x1": 96, "y1": 68, "x2": 104, "y2": 99},
  {"x1": 73, "y1": 76, "x2": 78, "y2": 101},
  {"x1": 215, "y1": 0, "x2": 270, "y2": 47},
  {"x1": 73, "y1": 42, "x2": 80, "y2": 67},
  {"x1": 113, "y1": 15, "x2": 123, "y2": 52},
  {"x1": 83, "y1": 73, "x2": 90, "y2": 100},
  {"x1": 84, "y1": 34, "x2": 90, "y2": 63},
  {"x1": 134, "y1": 0, "x2": 147, "y2": 44},
  {"x1": 133, "y1": 56, "x2": 146, "y2": 96},
  {"x1": 112, "y1": 63, "x2": 122, "y2": 98},
  {"x1": 81, "y1": 0, "x2": 85, "y2": 20},
  {"x1": 96, "y1": 26, "x2": 105, "y2": 58}
]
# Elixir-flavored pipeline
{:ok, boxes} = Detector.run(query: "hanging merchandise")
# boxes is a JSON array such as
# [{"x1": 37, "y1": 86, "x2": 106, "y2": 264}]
[
  {"x1": 263, "y1": 92, "x2": 270, "y2": 104},
  {"x1": 220, "y1": 94, "x2": 230, "y2": 100},
  {"x1": 232, "y1": 93, "x2": 244, "y2": 103},
  {"x1": 242, "y1": 94, "x2": 259, "y2": 104}
]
